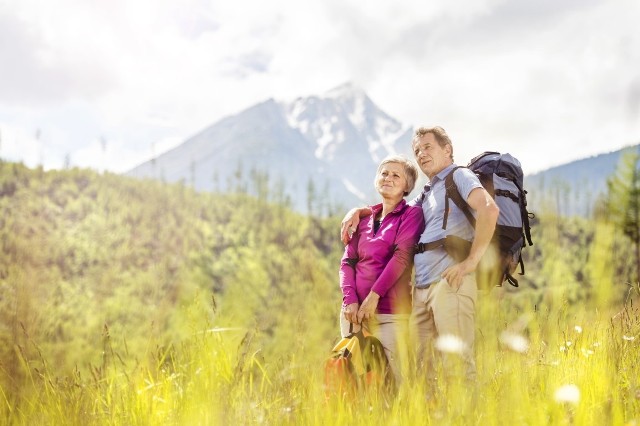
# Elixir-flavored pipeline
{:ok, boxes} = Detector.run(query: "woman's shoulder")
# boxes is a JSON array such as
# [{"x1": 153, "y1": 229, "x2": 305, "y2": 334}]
[
  {"x1": 403, "y1": 202, "x2": 423, "y2": 214},
  {"x1": 399, "y1": 202, "x2": 424, "y2": 221}
]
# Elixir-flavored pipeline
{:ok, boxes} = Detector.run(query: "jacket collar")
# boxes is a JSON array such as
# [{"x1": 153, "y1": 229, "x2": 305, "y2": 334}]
[{"x1": 371, "y1": 198, "x2": 408, "y2": 217}]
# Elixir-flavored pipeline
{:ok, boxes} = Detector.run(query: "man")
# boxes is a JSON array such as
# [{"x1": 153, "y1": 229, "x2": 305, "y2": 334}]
[{"x1": 341, "y1": 126, "x2": 499, "y2": 382}]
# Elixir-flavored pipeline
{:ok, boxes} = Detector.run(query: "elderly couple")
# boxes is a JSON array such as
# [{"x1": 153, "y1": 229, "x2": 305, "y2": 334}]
[{"x1": 339, "y1": 126, "x2": 499, "y2": 387}]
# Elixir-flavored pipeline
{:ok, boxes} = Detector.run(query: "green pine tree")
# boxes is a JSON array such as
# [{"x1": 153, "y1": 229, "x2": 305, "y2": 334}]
[{"x1": 605, "y1": 147, "x2": 640, "y2": 284}]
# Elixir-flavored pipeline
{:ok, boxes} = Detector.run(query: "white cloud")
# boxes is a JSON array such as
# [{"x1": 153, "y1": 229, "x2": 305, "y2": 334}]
[
  {"x1": 0, "y1": 0, "x2": 638, "y2": 174},
  {"x1": 0, "y1": 123, "x2": 41, "y2": 167},
  {"x1": 366, "y1": 0, "x2": 640, "y2": 171}
]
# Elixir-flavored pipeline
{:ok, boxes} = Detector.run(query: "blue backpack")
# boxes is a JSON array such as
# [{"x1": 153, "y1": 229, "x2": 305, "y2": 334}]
[{"x1": 418, "y1": 152, "x2": 534, "y2": 287}]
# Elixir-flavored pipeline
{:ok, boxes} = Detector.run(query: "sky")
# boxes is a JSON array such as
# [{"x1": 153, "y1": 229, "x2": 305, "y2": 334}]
[{"x1": 0, "y1": 0, "x2": 639, "y2": 174}]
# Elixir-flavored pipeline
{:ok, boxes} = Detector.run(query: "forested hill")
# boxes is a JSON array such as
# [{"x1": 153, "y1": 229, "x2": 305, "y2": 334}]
[
  {"x1": 525, "y1": 144, "x2": 640, "y2": 217},
  {"x1": 1, "y1": 159, "x2": 637, "y2": 388},
  {"x1": 2, "y1": 161, "x2": 639, "y2": 424},
  {"x1": 0, "y1": 160, "x2": 342, "y2": 376}
]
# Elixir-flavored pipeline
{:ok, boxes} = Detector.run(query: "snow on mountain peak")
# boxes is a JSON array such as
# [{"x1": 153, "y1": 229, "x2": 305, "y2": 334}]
[
  {"x1": 325, "y1": 82, "x2": 366, "y2": 100},
  {"x1": 129, "y1": 83, "x2": 418, "y2": 213},
  {"x1": 324, "y1": 83, "x2": 411, "y2": 160},
  {"x1": 281, "y1": 83, "x2": 410, "y2": 166}
]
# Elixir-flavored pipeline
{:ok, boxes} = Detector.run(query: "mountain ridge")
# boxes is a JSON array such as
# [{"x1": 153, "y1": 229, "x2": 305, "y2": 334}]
[
  {"x1": 127, "y1": 83, "x2": 415, "y2": 213},
  {"x1": 524, "y1": 144, "x2": 639, "y2": 217},
  {"x1": 127, "y1": 83, "x2": 638, "y2": 216}
]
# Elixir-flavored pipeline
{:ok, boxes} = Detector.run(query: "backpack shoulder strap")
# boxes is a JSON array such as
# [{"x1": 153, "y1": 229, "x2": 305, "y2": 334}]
[
  {"x1": 443, "y1": 167, "x2": 476, "y2": 229},
  {"x1": 517, "y1": 186, "x2": 534, "y2": 247},
  {"x1": 416, "y1": 183, "x2": 431, "y2": 205}
]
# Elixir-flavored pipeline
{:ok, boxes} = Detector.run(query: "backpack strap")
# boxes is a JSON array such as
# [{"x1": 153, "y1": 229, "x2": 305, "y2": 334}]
[
  {"x1": 416, "y1": 183, "x2": 431, "y2": 205},
  {"x1": 521, "y1": 196, "x2": 534, "y2": 247},
  {"x1": 348, "y1": 322, "x2": 355, "y2": 335},
  {"x1": 511, "y1": 180, "x2": 534, "y2": 247},
  {"x1": 518, "y1": 254, "x2": 525, "y2": 275},
  {"x1": 414, "y1": 239, "x2": 446, "y2": 253},
  {"x1": 443, "y1": 167, "x2": 476, "y2": 230},
  {"x1": 505, "y1": 273, "x2": 519, "y2": 287}
]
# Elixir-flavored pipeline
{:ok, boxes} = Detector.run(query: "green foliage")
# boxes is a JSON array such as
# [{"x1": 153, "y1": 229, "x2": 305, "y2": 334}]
[
  {"x1": 606, "y1": 149, "x2": 640, "y2": 235},
  {"x1": 0, "y1": 161, "x2": 343, "y2": 395},
  {"x1": 513, "y1": 212, "x2": 634, "y2": 308},
  {"x1": 1, "y1": 159, "x2": 640, "y2": 424},
  {"x1": 604, "y1": 148, "x2": 640, "y2": 284},
  {"x1": 3, "y1": 288, "x2": 640, "y2": 425}
]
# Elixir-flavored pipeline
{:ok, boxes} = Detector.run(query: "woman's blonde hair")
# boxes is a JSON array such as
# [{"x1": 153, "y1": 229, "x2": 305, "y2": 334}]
[{"x1": 376, "y1": 155, "x2": 419, "y2": 196}]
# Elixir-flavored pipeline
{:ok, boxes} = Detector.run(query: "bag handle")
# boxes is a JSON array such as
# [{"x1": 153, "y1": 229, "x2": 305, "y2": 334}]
[{"x1": 348, "y1": 322, "x2": 363, "y2": 336}]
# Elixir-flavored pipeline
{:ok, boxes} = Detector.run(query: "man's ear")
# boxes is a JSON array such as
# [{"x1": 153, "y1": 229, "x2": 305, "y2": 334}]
[{"x1": 444, "y1": 144, "x2": 453, "y2": 158}]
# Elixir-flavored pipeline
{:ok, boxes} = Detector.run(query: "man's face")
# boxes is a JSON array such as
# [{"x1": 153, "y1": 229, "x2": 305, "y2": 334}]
[{"x1": 412, "y1": 133, "x2": 452, "y2": 179}]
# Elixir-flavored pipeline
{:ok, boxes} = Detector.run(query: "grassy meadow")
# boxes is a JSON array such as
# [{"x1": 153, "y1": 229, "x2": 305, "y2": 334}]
[{"x1": 1, "y1": 161, "x2": 639, "y2": 424}]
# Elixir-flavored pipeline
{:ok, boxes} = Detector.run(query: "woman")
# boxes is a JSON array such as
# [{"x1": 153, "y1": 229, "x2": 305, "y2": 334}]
[{"x1": 339, "y1": 155, "x2": 425, "y2": 386}]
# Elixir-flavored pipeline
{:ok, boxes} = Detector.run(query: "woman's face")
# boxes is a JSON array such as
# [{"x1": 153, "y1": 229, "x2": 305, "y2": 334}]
[{"x1": 375, "y1": 162, "x2": 408, "y2": 200}]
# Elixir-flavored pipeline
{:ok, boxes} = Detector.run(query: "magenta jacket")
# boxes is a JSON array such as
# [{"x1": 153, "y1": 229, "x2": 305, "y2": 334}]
[{"x1": 339, "y1": 199, "x2": 425, "y2": 314}]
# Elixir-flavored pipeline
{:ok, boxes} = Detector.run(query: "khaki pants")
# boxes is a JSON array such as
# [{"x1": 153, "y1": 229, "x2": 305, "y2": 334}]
[
  {"x1": 411, "y1": 275, "x2": 477, "y2": 382},
  {"x1": 339, "y1": 311, "x2": 409, "y2": 386}
]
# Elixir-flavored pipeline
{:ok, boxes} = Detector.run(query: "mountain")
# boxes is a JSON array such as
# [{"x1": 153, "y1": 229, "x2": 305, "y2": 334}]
[
  {"x1": 127, "y1": 82, "x2": 637, "y2": 217},
  {"x1": 525, "y1": 144, "x2": 640, "y2": 217},
  {"x1": 127, "y1": 83, "x2": 415, "y2": 213}
]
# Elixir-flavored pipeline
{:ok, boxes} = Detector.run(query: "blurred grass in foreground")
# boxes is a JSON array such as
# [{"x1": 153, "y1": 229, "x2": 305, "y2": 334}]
[
  {"x1": 2, "y1": 161, "x2": 640, "y2": 424},
  {"x1": 2, "y1": 284, "x2": 639, "y2": 425}
]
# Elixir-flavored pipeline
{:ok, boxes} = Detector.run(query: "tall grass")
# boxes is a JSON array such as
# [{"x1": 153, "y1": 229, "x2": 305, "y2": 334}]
[{"x1": 2, "y1": 285, "x2": 640, "y2": 425}]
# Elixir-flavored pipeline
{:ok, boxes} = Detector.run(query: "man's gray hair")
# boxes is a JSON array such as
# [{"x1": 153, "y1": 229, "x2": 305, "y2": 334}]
[{"x1": 413, "y1": 126, "x2": 454, "y2": 161}]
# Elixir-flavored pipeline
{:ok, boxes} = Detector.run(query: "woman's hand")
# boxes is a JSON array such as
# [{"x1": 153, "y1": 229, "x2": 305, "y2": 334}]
[
  {"x1": 343, "y1": 303, "x2": 360, "y2": 324},
  {"x1": 357, "y1": 291, "x2": 380, "y2": 323}
]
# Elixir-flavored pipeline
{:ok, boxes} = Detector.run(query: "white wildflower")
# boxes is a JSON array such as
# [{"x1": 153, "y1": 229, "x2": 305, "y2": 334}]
[
  {"x1": 559, "y1": 345, "x2": 566, "y2": 352},
  {"x1": 574, "y1": 325, "x2": 582, "y2": 334},
  {"x1": 566, "y1": 341, "x2": 572, "y2": 347},
  {"x1": 623, "y1": 335, "x2": 636, "y2": 341},
  {"x1": 581, "y1": 348, "x2": 594, "y2": 357},
  {"x1": 435, "y1": 334, "x2": 466, "y2": 354},
  {"x1": 592, "y1": 342, "x2": 601, "y2": 347},
  {"x1": 554, "y1": 384, "x2": 580, "y2": 405},
  {"x1": 499, "y1": 331, "x2": 530, "y2": 353}
]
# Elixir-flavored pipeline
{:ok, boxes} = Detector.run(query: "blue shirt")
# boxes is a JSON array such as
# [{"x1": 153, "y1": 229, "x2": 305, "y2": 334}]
[{"x1": 409, "y1": 164, "x2": 483, "y2": 287}]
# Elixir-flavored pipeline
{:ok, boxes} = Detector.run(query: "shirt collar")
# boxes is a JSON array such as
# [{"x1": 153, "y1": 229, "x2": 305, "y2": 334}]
[{"x1": 430, "y1": 163, "x2": 458, "y2": 184}]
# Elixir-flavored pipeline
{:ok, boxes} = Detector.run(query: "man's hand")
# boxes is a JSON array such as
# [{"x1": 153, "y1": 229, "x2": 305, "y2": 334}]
[
  {"x1": 357, "y1": 291, "x2": 380, "y2": 323},
  {"x1": 441, "y1": 185, "x2": 499, "y2": 289},
  {"x1": 340, "y1": 208, "x2": 362, "y2": 244},
  {"x1": 441, "y1": 259, "x2": 476, "y2": 290},
  {"x1": 343, "y1": 303, "x2": 360, "y2": 324},
  {"x1": 340, "y1": 207, "x2": 374, "y2": 244}
]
